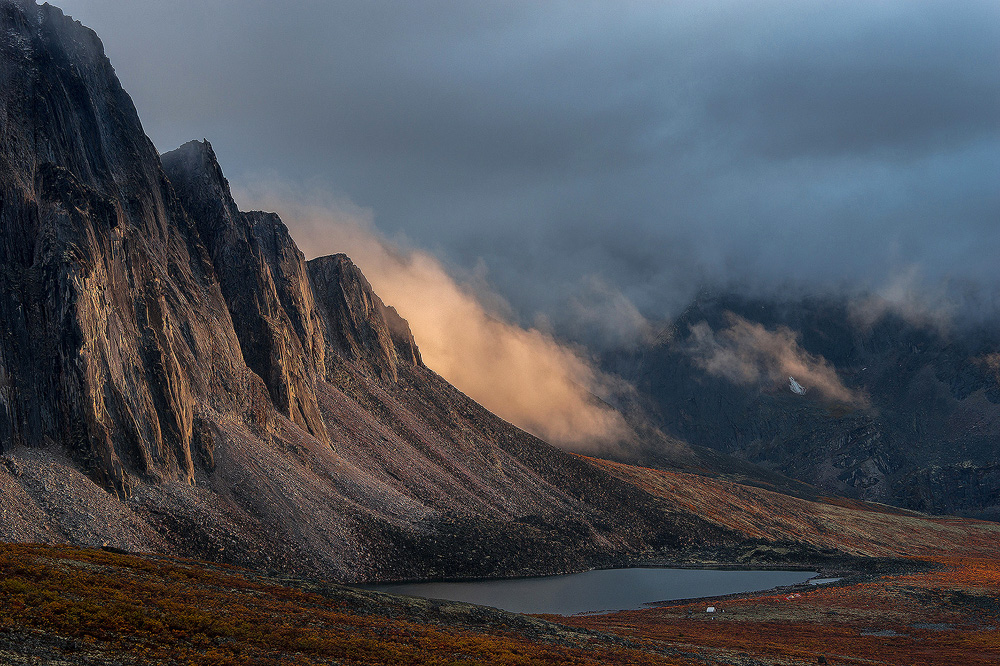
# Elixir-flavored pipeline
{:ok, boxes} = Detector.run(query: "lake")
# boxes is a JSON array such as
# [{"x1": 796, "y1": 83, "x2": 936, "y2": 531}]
[{"x1": 367, "y1": 567, "x2": 818, "y2": 615}]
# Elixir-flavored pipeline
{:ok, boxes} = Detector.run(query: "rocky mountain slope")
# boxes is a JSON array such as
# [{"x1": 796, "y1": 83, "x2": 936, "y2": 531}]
[
  {"x1": 0, "y1": 0, "x2": 756, "y2": 582},
  {"x1": 603, "y1": 292, "x2": 1000, "y2": 518}
]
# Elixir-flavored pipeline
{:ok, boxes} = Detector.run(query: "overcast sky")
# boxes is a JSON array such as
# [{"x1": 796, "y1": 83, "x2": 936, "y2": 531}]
[{"x1": 55, "y1": 0, "x2": 1000, "y2": 344}]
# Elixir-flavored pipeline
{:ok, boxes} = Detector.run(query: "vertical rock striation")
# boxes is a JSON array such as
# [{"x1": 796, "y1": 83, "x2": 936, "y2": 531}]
[
  {"x1": 0, "y1": 1, "x2": 256, "y2": 495},
  {"x1": 308, "y1": 253, "x2": 422, "y2": 383},
  {"x1": 161, "y1": 141, "x2": 328, "y2": 441},
  {"x1": 0, "y1": 0, "x2": 739, "y2": 581}
]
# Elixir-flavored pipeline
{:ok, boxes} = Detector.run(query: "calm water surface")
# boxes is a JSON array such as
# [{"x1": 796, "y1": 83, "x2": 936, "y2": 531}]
[{"x1": 368, "y1": 567, "x2": 817, "y2": 615}]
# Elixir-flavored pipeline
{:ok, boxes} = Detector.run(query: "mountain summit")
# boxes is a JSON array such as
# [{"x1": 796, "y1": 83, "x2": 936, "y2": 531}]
[{"x1": 0, "y1": 0, "x2": 734, "y2": 581}]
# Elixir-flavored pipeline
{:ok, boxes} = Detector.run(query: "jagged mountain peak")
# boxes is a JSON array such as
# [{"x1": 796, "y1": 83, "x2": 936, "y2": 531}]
[
  {"x1": 161, "y1": 140, "x2": 231, "y2": 196},
  {"x1": 1, "y1": 1, "x2": 749, "y2": 583},
  {"x1": 2, "y1": 0, "x2": 161, "y2": 199},
  {"x1": 0, "y1": 1, "x2": 259, "y2": 495},
  {"x1": 308, "y1": 253, "x2": 422, "y2": 382},
  {"x1": 162, "y1": 140, "x2": 331, "y2": 440}
]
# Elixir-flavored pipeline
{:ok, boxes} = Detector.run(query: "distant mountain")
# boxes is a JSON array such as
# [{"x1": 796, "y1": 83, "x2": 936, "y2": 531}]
[
  {"x1": 0, "y1": 0, "x2": 752, "y2": 581},
  {"x1": 603, "y1": 292, "x2": 1000, "y2": 518}
]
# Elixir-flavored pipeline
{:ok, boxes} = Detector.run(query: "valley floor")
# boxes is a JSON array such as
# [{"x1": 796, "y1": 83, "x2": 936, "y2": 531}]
[
  {"x1": 559, "y1": 556, "x2": 1000, "y2": 665},
  {"x1": 2, "y1": 543, "x2": 1000, "y2": 665}
]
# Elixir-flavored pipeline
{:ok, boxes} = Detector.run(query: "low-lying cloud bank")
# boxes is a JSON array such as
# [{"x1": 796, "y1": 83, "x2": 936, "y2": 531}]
[
  {"x1": 235, "y1": 183, "x2": 629, "y2": 450},
  {"x1": 686, "y1": 313, "x2": 863, "y2": 405},
  {"x1": 57, "y1": 0, "x2": 1000, "y2": 350}
]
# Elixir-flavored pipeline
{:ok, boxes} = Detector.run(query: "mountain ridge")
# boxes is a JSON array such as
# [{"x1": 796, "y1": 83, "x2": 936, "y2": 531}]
[
  {"x1": 603, "y1": 291, "x2": 1000, "y2": 518},
  {"x1": 0, "y1": 0, "x2": 747, "y2": 582}
]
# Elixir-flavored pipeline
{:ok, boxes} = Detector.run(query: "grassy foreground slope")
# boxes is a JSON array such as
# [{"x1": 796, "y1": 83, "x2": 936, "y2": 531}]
[{"x1": 0, "y1": 543, "x2": 682, "y2": 666}]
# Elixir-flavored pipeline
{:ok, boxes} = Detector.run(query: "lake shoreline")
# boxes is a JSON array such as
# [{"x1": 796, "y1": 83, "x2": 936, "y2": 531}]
[
  {"x1": 356, "y1": 549, "x2": 934, "y2": 586},
  {"x1": 363, "y1": 567, "x2": 829, "y2": 616}
]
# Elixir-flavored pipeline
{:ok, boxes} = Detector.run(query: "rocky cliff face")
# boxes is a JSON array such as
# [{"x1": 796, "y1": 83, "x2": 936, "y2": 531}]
[
  {"x1": 308, "y1": 253, "x2": 422, "y2": 382},
  {"x1": 0, "y1": 1, "x2": 258, "y2": 496},
  {"x1": 161, "y1": 141, "x2": 328, "y2": 441},
  {"x1": 0, "y1": 1, "x2": 739, "y2": 581}
]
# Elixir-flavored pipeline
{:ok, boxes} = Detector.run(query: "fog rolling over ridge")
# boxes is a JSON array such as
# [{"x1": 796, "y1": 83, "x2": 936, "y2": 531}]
[
  {"x1": 236, "y1": 184, "x2": 630, "y2": 451},
  {"x1": 52, "y1": 0, "x2": 1000, "y2": 349},
  {"x1": 41, "y1": 0, "x2": 1000, "y2": 454},
  {"x1": 6, "y1": 0, "x2": 1000, "y2": 582},
  {"x1": 686, "y1": 314, "x2": 864, "y2": 406}
]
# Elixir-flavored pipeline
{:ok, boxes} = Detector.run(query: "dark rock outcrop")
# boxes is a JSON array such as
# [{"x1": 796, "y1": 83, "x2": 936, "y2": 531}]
[
  {"x1": 308, "y1": 253, "x2": 422, "y2": 382},
  {"x1": 0, "y1": 0, "x2": 742, "y2": 581},
  {"x1": 604, "y1": 292, "x2": 1000, "y2": 518},
  {"x1": 0, "y1": 1, "x2": 257, "y2": 496},
  {"x1": 161, "y1": 140, "x2": 328, "y2": 440}
]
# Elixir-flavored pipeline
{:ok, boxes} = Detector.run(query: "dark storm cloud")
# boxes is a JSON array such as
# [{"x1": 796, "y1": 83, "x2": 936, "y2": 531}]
[
  {"x1": 701, "y1": 3, "x2": 1000, "y2": 160},
  {"x1": 56, "y1": 0, "x2": 1000, "y2": 343}
]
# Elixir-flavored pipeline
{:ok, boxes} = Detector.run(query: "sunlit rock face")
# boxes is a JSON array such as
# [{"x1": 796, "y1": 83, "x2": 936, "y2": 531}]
[
  {"x1": 0, "y1": 1, "x2": 254, "y2": 495},
  {"x1": 308, "y1": 253, "x2": 422, "y2": 383},
  {"x1": 162, "y1": 140, "x2": 329, "y2": 441},
  {"x1": 0, "y1": 0, "x2": 739, "y2": 581}
]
